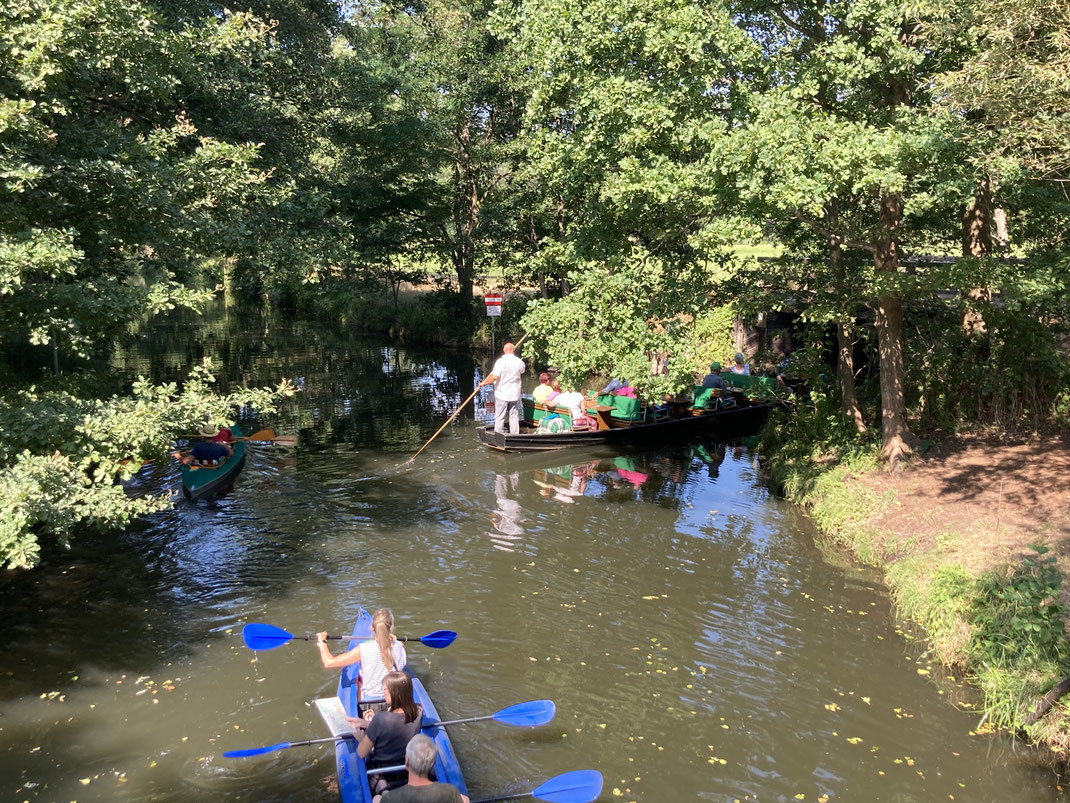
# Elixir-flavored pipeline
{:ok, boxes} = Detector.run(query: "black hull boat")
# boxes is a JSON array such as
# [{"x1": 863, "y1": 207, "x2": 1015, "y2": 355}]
[{"x1": 477, "y1": 401, "x2": 773, "y2": 452}]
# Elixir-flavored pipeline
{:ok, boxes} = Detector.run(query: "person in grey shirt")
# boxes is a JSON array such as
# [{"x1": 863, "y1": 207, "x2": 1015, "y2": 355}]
[{"x1": 375, "y1": 734, "x2": 469, "y2": 803}]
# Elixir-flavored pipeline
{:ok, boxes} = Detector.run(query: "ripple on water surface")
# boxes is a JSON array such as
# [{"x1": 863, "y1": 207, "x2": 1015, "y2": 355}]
[{"x1": 2, "y1": 315, "x2": 1067, "y2": 801}]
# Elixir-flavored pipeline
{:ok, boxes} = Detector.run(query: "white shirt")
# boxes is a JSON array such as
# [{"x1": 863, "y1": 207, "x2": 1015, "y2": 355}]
[
  {"x1": 490, "y1": 354, "x2": 526, "y2": 402},
  {"x1": 360, "y1": 639, "x2": 406, "y2": 700}
]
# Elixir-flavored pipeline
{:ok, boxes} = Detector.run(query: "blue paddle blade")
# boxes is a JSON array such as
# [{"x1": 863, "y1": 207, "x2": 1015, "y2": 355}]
[
  {"x1": 242, "y1": 623, "x2": 294, "y2": 650},
  {"x1": 421, "y1": 630, "x2": 457, "y2": 648},
  {"x1": 532, "y1": 771, "x2": 603, "y2": 803},
  {"x1": 224, "y1": 741, "x2": 292, "y2": 758},
  {"x1": 493, "y1": 699, "x2": 556, "y2": 727}
]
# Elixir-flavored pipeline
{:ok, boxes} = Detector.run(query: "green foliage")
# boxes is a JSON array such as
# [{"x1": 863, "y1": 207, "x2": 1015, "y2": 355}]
[
  {"x1": 0, "y1": 361, "x2": 294, "y2": 569},
  {"x1": 970, "y1": 544, "x2": 1068, "y2": 668},
  {"x1": 521, "y1": 250, "x2": 738, "y2": 399}
]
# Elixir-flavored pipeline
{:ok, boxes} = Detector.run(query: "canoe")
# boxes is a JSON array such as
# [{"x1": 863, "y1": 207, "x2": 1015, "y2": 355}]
[
  {"x1": 181, "y1": 424, "x2": 247, "y2": 500},
  {"x1": 330, "y1": 609, "x2": 467, "y2": 803},
  {"x1": 478, "y1": 400, "x2": 774, "y2": 452}
]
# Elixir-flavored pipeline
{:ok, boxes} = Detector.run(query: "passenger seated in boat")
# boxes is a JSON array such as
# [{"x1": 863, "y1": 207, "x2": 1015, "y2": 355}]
[
  {"x1": 172, "y1": 424, "x2": 233, "y2": 466},
  {"x1": 701, "y1": 362, "x2": 730, "y2": 391},
  {"x1": 374, "y1": 734, "x2": 469, "y2": 803},
  {"x1": 531, "y1": 372, "x2": 554, "y2": 404},
  {"x1": 315, "y1": 608, "x2": 406, "y2": 719},
  {"x1": 546, "y1": 379, "x2": 585, "y2": 420},
  {"x1": 602, "y1": 378, "x2": 636, "y2": 398},
  {"x1": 358, "y1": 671, "x2": 424, "y2": 797},
  {"x1": 730, "y1": 352, "x2": 750, "y2": 375}
]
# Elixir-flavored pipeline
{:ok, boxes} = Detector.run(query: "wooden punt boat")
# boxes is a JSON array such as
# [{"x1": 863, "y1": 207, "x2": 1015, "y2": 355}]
[
  {"x1": 477, "y1": 399, "x2": 774, "y2": 453},
  {"x1": 181, "y1": 424, "x2": 247, "y2": 500},
  {"x1": 324, "y1": 609, "x2": 467, "y2": 803}
]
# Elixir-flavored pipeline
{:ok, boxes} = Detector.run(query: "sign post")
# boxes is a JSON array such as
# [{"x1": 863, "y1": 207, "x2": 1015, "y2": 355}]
[{"x1": 485, "y1": 293, "x2": 502, "y2": 356}]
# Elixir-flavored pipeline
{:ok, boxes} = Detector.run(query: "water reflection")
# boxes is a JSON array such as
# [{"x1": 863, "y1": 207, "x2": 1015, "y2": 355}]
[
  {"x1": 489, "y1": 473, "x2": 525, "y2": 550},
  {"x1": 0, "y1": 306, "x2": 1066, "y2": 802}
]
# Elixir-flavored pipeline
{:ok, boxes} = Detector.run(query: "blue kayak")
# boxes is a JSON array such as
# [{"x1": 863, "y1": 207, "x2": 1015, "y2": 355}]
[
  {"x1": 181, "y1": 424, "x2": 246, "y2": 500},
  {"x1": 332, "y1": 608, "x2": 467, "y2": 803}
]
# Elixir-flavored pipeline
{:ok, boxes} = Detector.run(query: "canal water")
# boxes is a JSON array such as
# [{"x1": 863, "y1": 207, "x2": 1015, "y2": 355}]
[{"x1": 0, "y1": 306, "x2": 1066, "y2": 802}]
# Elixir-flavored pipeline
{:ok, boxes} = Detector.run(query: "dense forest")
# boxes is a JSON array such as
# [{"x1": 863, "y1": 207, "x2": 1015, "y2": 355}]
[{"x1": 2, "y1": 0, "x2": 1069, "y2": 569}]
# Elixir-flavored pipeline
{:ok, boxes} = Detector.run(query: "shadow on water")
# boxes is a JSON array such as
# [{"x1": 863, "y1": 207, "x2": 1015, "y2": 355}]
[{"x1": 1, "y1": 304, "x2": 1068, "y2": 801}]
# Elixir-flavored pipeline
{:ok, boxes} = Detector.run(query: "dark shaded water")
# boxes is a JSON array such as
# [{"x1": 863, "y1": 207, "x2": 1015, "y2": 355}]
[{"x1": 0, "y1": 305, "x2": 1066, "y2": 801}]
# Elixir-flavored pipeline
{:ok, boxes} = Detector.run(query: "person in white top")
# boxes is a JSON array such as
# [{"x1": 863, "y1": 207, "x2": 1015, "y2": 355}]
[
  {"x1": 730, "y1": 352, "x2": 751, "y2": 375},
  {"x1": 480, "y1": 342, "x2": 526, "y2": 434},
  {"x1": 315, "y1": 607, "x2": 407, "y2": 723}
]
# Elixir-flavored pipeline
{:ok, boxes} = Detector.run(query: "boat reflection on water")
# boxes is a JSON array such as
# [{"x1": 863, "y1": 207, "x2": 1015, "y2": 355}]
[{"x1": 528, "y1": 437, "x2": 758, "y2": 504}]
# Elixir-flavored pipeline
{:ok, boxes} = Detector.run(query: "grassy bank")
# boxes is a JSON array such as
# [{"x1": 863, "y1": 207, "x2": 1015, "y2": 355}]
[{"x1": 761, "y1": 402, "x2": 1070, "y2": 756}]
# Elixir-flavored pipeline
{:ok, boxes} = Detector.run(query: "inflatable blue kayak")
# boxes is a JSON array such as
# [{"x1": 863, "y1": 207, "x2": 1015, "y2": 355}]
[{"x1": 328, "y1": 608, "x2": 467, "y2": 803}]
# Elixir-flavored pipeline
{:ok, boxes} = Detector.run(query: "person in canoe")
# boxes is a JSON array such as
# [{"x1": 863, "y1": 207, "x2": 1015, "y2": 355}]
[
  {"x1": 172, "y1": 424, "x2": 233, "y2": 466},
  {"x1": 375, "y1": 734, "x2": 469, "y2": 803},
  {"x1": 358, "y1": 671, "x2": 424, "y2": 797},
  {"x1": 315, "y1": 607, "x2": 406, "y2": 719}
]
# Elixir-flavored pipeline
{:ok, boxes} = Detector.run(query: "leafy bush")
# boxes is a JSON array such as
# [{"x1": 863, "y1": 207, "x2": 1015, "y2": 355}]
[
  {"x1": 0, "y1": 361, "x2": 294, "y2": 569},
  {"x1": 969, "y1": 544, "x2": 1068, "y2": 668}
]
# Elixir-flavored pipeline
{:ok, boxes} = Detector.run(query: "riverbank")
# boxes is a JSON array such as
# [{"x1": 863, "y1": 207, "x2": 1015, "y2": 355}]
[{"x1": 766, "y1": 423, "x2": 1070, "y2": 756}]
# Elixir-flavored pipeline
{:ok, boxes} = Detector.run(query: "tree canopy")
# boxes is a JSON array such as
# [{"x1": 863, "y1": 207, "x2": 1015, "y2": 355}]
[{"x1": 1, "y1": 0, "x2": 1068, "y2": 566}]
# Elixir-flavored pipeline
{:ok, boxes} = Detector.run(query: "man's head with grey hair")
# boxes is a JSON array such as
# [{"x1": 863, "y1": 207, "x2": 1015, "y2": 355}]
[{"x1": 405, "y1": 734, "x2": 437, "y2": 778}]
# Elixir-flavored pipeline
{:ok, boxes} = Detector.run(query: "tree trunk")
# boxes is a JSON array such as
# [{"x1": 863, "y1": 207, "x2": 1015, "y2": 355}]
[
  {"x1": 961, "y1": 175, "x2": 994, "y2": 335},
  {"x1": 530, "y1": 215, "x2": 548, "y2": 299},
  {"x1": 826, "y1": 204, "x2": 866, "y2": 434},
  {"x1": 556, "y1": 197, "x2": 569, "y2": 295},
  {"x1": 874, "y1": 191, "x2": 915, "y2": 466},
  {"x1": 993, "y1": 206, "x2": 1009, "y2": 250},
  {"x1": 452, "y1": 121, "x2": 477, "y2": 301}
]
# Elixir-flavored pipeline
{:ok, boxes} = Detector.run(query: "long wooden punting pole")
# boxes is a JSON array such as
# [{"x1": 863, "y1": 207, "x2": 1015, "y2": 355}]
[{"x1": 406, "y1": 331, "x2": 530, "y2": 464}]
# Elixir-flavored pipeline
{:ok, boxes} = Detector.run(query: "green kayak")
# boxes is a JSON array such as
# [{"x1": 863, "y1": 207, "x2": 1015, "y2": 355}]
[{"x1": 181, "y1": 424, "x2": 247, "y2": 500}]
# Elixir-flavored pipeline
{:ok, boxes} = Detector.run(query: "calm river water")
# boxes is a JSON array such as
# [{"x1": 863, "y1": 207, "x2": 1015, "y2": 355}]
[{"x1": 1, "y1": 306, "x2": 1066, "y2": 802}]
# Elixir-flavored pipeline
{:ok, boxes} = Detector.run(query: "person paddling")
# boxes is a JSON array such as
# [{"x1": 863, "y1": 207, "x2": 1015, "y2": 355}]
[
  {"x1": 315, "y1": 608, "x2": 407, "y2": 719},
  {"x1": 375, "y1": 734, "x2": 470, "y2": 803},
  {"x1": 172, "y1": 424, "x2": 233, "y2": 466}
]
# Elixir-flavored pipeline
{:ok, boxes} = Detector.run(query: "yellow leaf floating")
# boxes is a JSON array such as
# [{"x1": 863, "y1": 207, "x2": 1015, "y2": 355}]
[
  {"x1": 846, "y1": 737, "x2": 863, "y2": 744},
  {"x1": 80, "y1": 778, "x2": 91, "y2": 785},
  {"x1": 641, "y1": 596, "x2": 658, "y2": 600},
  {"x1": 795, "y1": 794, "x2": 806, "y2": 800}
]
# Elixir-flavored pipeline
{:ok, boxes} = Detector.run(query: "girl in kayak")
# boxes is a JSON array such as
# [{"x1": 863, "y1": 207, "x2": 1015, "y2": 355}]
[
  {"x1": 358, "y1": 671, "x2": 423, "y2": 795},
  {"x1": 316, "y1": 607, "x2": 407, "y2": 717}
]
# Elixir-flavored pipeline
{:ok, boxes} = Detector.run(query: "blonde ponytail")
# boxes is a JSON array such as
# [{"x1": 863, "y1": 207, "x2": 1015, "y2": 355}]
[{"x1": 371, "y1": 608, "x2": 396, "y2": 670}]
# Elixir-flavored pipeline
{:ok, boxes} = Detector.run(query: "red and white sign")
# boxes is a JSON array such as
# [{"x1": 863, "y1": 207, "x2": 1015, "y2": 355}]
[{"x1": 484, "y1": 293, "x2": 502, "y2": 317}]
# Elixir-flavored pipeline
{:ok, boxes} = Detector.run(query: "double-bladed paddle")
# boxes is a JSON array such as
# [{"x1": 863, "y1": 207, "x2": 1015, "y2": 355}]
[
  {"x1": 238, "y1": 428, "x2": 298, "y2": 446},
  {"x1": 471, "y1": 770, "x2": 604, "y2": 803},
  {"x1": 241, "y1": 623, "x2": 457, "y2": 651},
  {"x1": 223, "y1": 699, "x2": 556, "y2": 758}
]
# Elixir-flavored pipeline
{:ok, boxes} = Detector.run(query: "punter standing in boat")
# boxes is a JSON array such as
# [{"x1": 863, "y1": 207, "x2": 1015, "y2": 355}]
[
  {"x1": 480, "y1": 342, "x2": 526, "y2": 434},
  {"x1": 315, "y1": 608, "x2": 406, "y2": 718}
]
